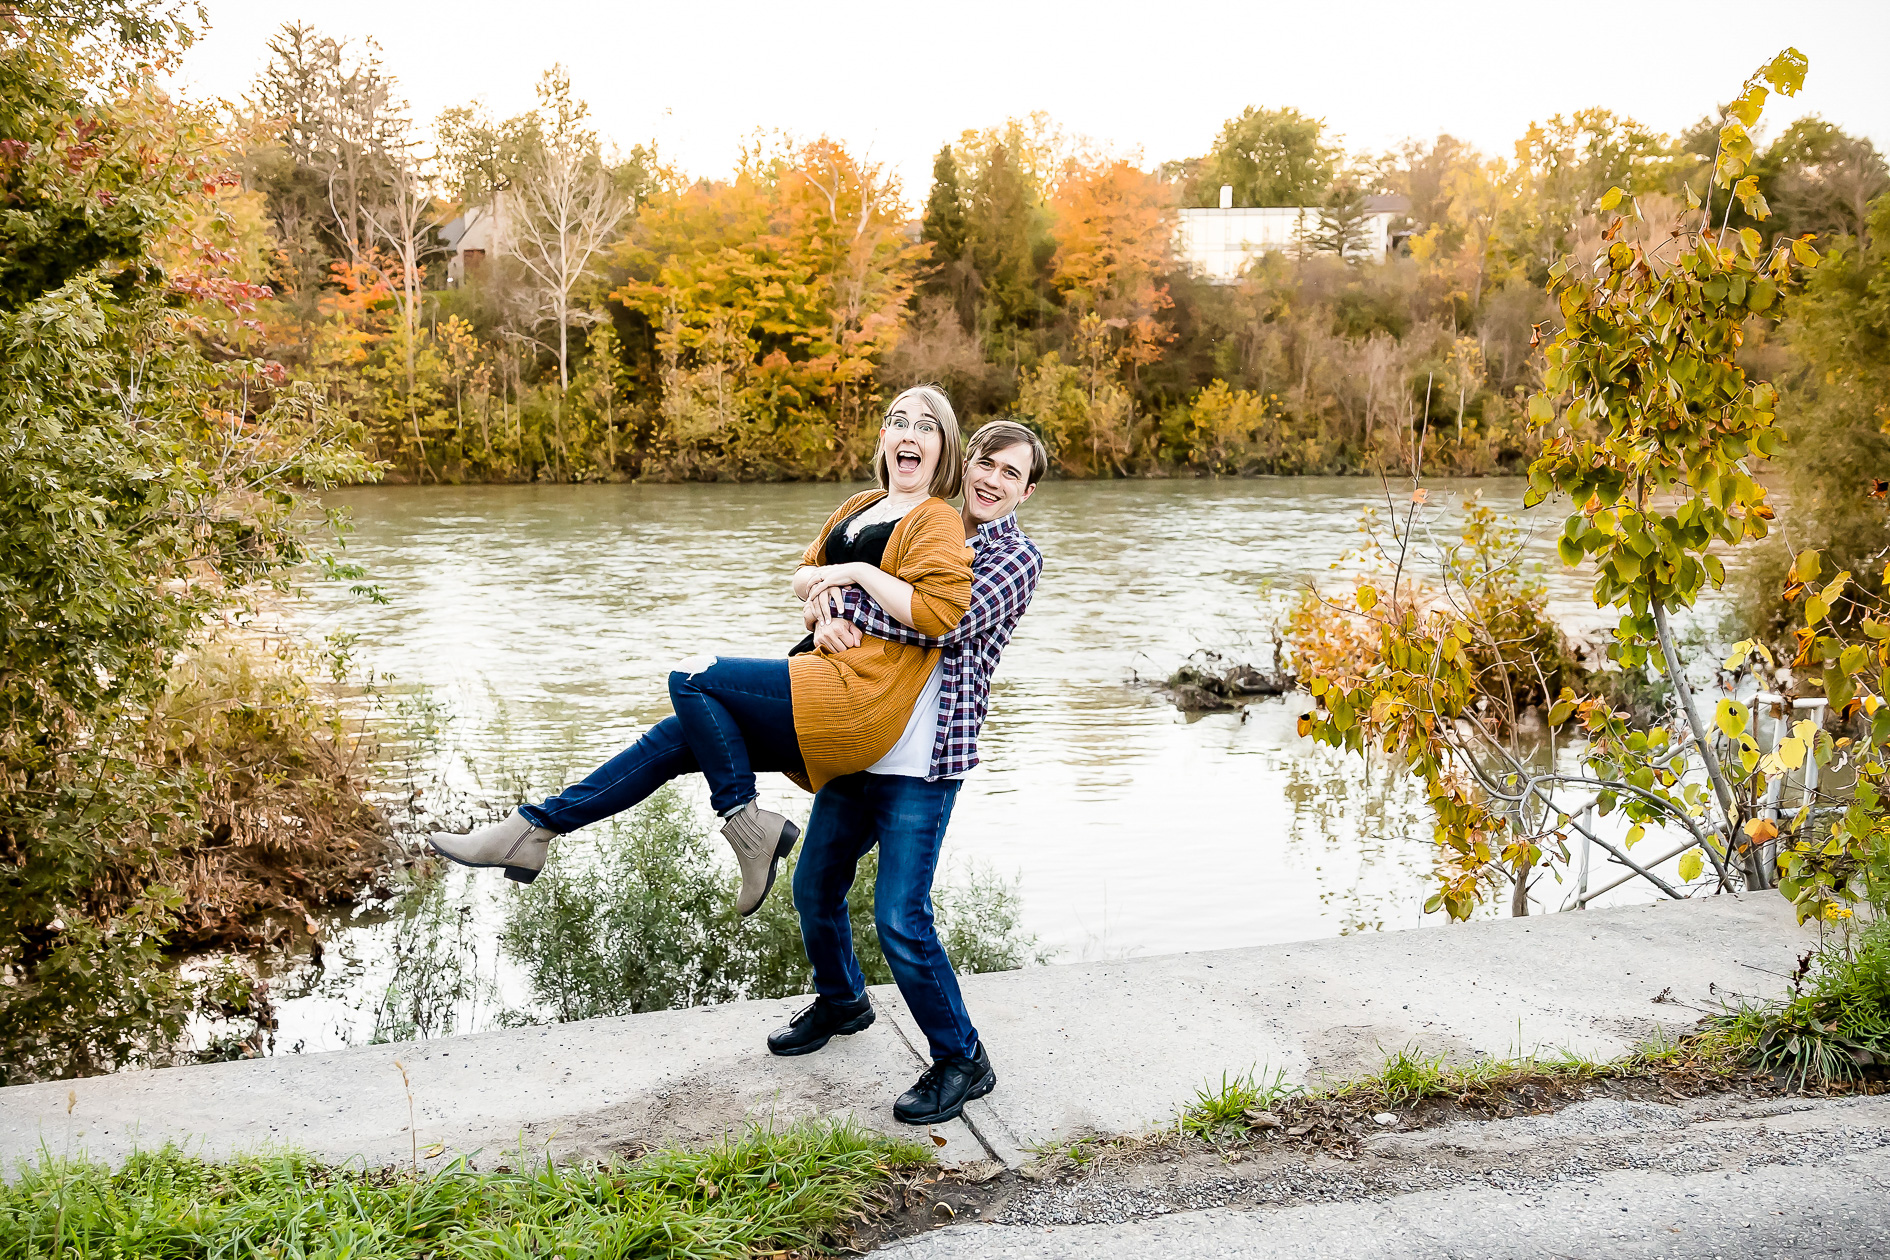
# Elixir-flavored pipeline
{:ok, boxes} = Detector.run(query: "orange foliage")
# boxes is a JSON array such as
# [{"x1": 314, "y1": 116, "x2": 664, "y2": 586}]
[{"x1": 1049, "y1": 158, "x2": 1176, "y2": 369}]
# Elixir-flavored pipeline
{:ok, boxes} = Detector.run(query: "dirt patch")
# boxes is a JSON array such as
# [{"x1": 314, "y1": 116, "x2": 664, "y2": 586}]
[{"x1": 844, "y1": 1070, "x2": 1890, "y2": 1252}]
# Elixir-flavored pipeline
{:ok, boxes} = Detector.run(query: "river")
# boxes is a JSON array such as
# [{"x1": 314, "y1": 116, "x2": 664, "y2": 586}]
[{"x1": 265, "y1": 478, "x2": 1705, "y2": 1053}]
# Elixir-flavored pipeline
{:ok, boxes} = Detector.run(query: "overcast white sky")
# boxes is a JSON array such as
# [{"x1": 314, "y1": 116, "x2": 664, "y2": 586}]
[{"x1": 173, "y1": 1, "x2": 1890, "y2": 209}]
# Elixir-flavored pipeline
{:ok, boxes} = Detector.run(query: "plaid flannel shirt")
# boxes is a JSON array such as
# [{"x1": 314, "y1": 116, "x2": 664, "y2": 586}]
[{"x1": 841, "y1": 512, "x2": 1042, "y2": 779}]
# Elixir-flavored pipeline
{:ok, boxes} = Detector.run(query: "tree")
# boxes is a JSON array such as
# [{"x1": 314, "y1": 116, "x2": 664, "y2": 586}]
[
  {"x1": 921, "y1": 144, "x2": 967, "y2": 267},
  {"x1": 1, "y1": 8, "x2": 372, "y2": 1079},
  {"x1": 919, "y1": 144, "x2": 976, "y2": 329},
  {"x1": 508, "y1": 67, "x2": 629, "y2": 476},
  {"x1": 244, "y1": 24, "x2": 408, "y2": 360},
  {"x1": 1049, "y1": 157, "x2": 1175, "y2": 372},
  {"x1": 964, "y1": 141, "x2": 1048, "y2": 331},
  {"x1": 1308, "y1": 180, "x2": 1375, "y2": 262},
  {"x1": 1296, "y1": 49, "x2": 1823, "y2": 919},
  {"x1": 1741, "y1": 191, "x2": 1890, "y2": 640},
  {"x1": 1764, "y1": 118, "x2": 1888, "y2": 244},
  {"x1": 613, "y1": 137, "x2": 923, "y2": 476},
  {"x1": 1498, "y1": 108, "x2": 1672, "y2": 280},
  {"x1": 361, "y1": 132, "x2": 447, "y2": 478},
  {"x1": 1194, "y1": 106, "x2": 1338, "y2": 207},
  {"x1": 1377, "y1": 134, "x2": 1483, "y2": 233}
]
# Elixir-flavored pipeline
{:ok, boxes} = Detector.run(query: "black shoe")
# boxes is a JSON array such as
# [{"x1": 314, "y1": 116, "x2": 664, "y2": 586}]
[
  {"x1": 893, "y1": 1041, "x2": 996, "y2": 1125},
  {"x1": 766, "y1": 996, "x2": 875, "y2": 1056}
]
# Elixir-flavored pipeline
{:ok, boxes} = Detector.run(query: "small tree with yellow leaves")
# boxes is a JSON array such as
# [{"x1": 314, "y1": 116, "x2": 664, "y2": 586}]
[{"x1": 1294, "y1": 51, "x2": 1890, "y2": 925}]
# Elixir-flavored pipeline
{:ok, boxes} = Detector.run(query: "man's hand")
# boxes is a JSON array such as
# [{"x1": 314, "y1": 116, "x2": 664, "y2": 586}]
[{"x1": 812, "y1": 617, "x2": 863, "y2": 653}]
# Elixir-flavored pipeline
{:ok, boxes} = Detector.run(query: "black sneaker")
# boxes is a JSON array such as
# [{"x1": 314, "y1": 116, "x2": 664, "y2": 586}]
[
  {"x1": 766, "y1": 996, "x2": 875, "y2": 1056},
  {"x1": 893, "y1": 1041, "x2": 996, "y2": 1125}
]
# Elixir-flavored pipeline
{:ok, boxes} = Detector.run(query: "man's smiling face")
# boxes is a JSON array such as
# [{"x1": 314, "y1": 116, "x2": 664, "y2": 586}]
[{"x1": 963, "y1": 441, "x2": 1035, "y2": 525}]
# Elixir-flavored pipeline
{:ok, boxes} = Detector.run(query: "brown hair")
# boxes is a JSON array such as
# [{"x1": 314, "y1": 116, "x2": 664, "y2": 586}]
[
  {"x1": 966, "y1": 419, "x2": 1050, "y2": 487},
  {"x1": 875, "y1": 385, "x2": 964, "y2": 500}
]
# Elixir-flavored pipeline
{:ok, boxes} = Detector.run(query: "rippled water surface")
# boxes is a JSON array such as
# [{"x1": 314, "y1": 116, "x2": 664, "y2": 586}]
[{"x1": 273, "y1": 477, "x2": 1686, "y2": 1051}]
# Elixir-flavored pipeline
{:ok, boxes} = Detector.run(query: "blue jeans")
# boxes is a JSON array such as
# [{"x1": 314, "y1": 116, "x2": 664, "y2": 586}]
[
  {"x1": 792, "y1": 771, "x2": 978, "y2": 1062},
  {"x1": 521, "y1": 657, "x2": 801, "y2": 832}
]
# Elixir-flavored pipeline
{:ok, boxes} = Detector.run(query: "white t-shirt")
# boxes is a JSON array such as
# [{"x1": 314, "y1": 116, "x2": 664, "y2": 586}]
[{"x1": 867, "y1": 658, "x2": 956, "y2": 779}]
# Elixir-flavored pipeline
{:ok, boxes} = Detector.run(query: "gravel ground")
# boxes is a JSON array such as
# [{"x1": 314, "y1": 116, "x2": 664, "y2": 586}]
[{"x1": 876, "y1": 1089, "x2": 1890, "y2": 1257}]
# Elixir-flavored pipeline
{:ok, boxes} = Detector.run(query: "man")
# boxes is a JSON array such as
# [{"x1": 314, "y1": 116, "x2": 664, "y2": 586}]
[{"x1": 767, "y1": 420, "x2": 1048, "y2": 1126}]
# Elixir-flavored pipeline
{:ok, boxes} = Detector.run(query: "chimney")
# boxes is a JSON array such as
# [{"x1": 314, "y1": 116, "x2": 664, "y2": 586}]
[{"x1": 1219, "y1": 185, "x2": 1234, "y2": 210}]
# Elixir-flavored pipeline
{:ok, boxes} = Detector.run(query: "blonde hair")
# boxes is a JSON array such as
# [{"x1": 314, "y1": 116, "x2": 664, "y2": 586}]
[{"x1": 875, "y1": 385, "x2": 964, "y2": 500}]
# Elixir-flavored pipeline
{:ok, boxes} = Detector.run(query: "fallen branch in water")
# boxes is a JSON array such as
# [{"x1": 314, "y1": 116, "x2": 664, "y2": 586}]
[{"x1": 1164, "y1": 634, "x2": 1296, "y2": 713}]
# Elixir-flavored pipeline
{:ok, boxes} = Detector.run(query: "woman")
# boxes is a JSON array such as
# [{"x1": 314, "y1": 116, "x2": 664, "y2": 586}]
[{"x1": 429, "y1": 386, "x2": 973, "y2": 918}]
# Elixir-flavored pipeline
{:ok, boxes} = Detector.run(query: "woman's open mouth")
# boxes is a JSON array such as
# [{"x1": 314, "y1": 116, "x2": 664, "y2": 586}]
[{"x1": 896, "y1": 450, "x2": 922, "y2": 473}]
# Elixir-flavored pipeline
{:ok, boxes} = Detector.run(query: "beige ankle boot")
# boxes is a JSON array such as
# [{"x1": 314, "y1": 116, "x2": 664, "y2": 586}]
[
  {"x1": 721, "y1": 800, "x2": 801, "y2": 917},
  {"x1": 429, "y1": 809, "x2": 554, "y2": 883}
]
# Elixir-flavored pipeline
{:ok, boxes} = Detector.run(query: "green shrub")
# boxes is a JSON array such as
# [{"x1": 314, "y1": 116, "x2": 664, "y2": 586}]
[
  {"x1": 0, "y1": 14, "x2": 374, "y2": 1082},
  {"x1": 1723, "y1": 914, "x2": 1890, "y2": 1086},
  {"x1": 498, "y1": 787, "x2": 1044, "y2": 1021}
]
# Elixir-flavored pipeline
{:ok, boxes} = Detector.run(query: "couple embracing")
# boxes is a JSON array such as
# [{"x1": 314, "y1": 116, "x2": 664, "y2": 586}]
[{"x1": 429, "y1": 386, "x2": 1047, "y2": 1126}]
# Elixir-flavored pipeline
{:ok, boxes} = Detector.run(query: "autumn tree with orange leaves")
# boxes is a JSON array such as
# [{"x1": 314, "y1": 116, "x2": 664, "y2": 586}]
[
  {"x1": 1050, "y1": 157, "x2": 1177, "y2": 376},
  {"x1": 612, "y1": 138, "x2": 924, "y2": 478}
]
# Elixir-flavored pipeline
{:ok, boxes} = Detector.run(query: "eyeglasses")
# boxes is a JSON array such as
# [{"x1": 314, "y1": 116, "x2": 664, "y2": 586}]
[{"x1": 885, "y1": 416, "x2": 940, "y2": 436}]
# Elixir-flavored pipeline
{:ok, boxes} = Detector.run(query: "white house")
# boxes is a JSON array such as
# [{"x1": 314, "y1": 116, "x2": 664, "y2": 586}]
[
  {"x1": 1176, "y1": 190, "x2": 1409, "y2": 281},
  {"x1": 439, "y1": 191, "x2": 509, "y2": 286}
]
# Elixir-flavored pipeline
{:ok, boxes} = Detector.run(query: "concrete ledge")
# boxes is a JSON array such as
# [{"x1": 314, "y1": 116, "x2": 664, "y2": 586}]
[{"x1": 0, "y1": 894, "x2": 1815, "y2": 1173}]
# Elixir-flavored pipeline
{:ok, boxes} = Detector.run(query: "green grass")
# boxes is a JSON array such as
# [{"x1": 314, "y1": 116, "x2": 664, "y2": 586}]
[
  {"x1": 0, "y1": 1120, "x2": 930, "y2": 1260},
  {"x1": 1181, "y1": 1068, "x2": 1302, "y2": 1137},
  {"x1": 1717, "y1": 914, "x2": 1890, "y2": 1087},
  {"x1": 1178, "y1": 1034, "x2": 1751, "y2": 1139}
]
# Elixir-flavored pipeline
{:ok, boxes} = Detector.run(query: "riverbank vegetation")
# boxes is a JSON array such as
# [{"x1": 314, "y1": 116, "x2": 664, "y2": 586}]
[
  {"x1": 1292, "y1": 51, "x2": 1890, "y2": 939},
  {"x1": 0, "y1": 8, "x2": 384, "y2": 1082},
  {"x1": 502, "y1": 789, "x2": 1040, "y2": 1024},
  {"x1": 7, "y1": 2, "x2": 1890, "y2": 1086},
  {"x1": 226, "y1": 24, "x2": 1885, "y2": 484},
  {"x1": 0, "y1": 1121, "x2": 927, "y2": 1260},
  {"x1": 337, "y1": 788, "x2": 1041, "y2": 1044}
]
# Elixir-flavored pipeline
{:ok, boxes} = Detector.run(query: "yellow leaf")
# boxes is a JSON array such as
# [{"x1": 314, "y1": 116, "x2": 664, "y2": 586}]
[
  {"x1": 1722, "y1": 639, "x2": 1755, "y2": 669},
  {"x1": 1714, "y1": 699, "x2": 1748, "y2": 738},
  {"x1": 1296, "y1": 713, "x2": 1314, "y2": 737},
  {"x1": 1776, "y1": 737, "x2": 1807, "y2": 769},
  {"x1": 1792, "y1": 718, "x2": 1819, "y2": 743},
  {"x1": 1678, "y1": 850, "x2": 1705, "y2": 882},
  {"x1": 1625, "y1": 823, "x2": 1645, "y2": 848},
  {"x1": 1745, "y1": 817, "x2": 1780, "y2": 843},
  {"x1": 1356, "y1": 584, "x2": 1378, "y2": 612}
]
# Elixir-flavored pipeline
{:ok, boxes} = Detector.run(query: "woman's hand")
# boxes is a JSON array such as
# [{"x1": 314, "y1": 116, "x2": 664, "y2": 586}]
[
  {"x1": 794, "y1": 562, "x2": 862, "y2": 603},
  {"x1": 802, "y1": 564, "x2": 864, "y2": 623}
]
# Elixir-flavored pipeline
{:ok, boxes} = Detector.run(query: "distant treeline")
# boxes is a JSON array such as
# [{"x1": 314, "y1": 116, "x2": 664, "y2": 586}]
[{"x1": 230, "y1": 26, "x2": 1888, "y2": 483}]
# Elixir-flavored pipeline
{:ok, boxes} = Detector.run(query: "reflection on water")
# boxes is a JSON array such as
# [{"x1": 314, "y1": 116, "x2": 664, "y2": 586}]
[{"x1": 271, "y1": 477, "x2": 1685, "y2": 1051}]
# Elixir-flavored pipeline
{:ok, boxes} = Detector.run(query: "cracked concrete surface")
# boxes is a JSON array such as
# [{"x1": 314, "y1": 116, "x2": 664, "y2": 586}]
[{"x1": 0, "y1": 895, "x2": 1818, "y2": 1184}]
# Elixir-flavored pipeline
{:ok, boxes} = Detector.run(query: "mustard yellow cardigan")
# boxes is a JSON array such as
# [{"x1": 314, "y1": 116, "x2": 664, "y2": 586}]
[{"x1": 788, "y1": 491, "x2": 972, "y2": 791}]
